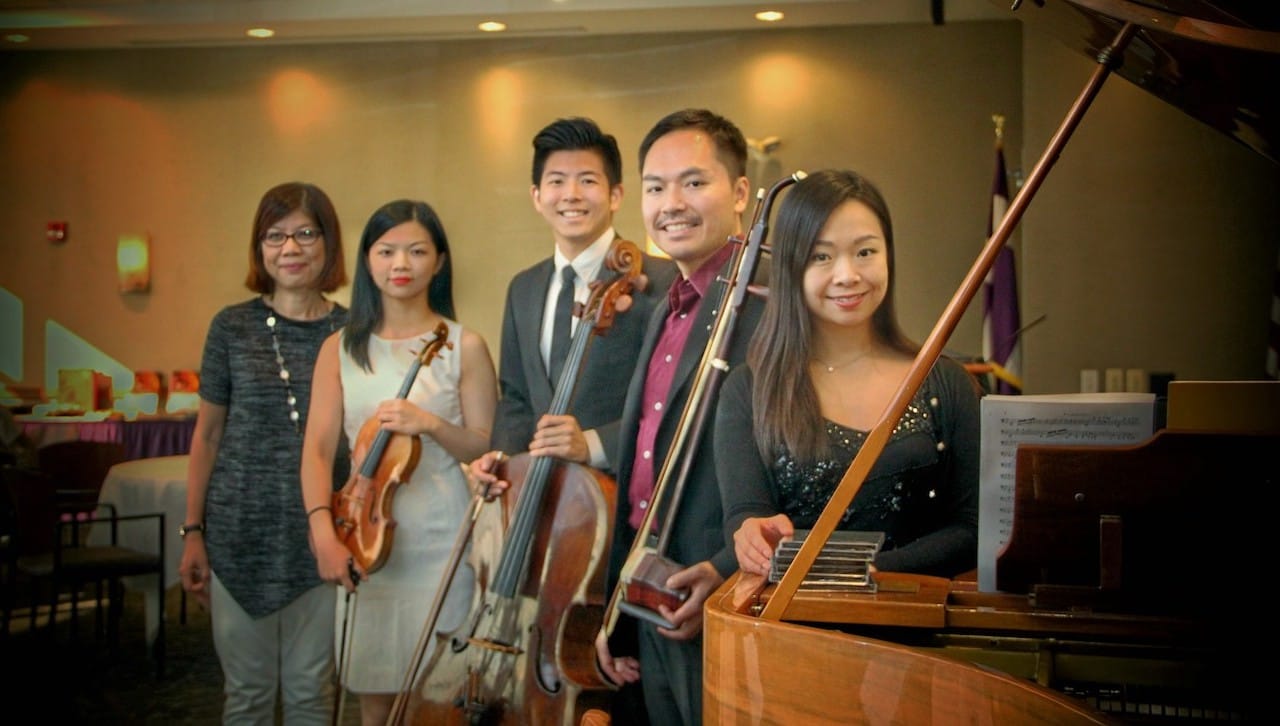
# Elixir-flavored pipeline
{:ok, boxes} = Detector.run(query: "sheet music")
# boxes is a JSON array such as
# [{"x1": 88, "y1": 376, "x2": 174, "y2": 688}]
[{"x1": 977, "y1": 392, "x2": 1155, "y2": 592}]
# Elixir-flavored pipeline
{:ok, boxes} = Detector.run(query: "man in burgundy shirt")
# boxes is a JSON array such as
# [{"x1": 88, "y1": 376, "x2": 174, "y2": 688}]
[{"x1": 595, "y1": 108, "x2": 762, "y2": 725}]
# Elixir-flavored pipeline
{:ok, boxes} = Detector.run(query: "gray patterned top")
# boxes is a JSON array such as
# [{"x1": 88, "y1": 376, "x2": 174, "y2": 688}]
[{"x1": 199, "y1": 297, "x2": 350, "y2": 617}]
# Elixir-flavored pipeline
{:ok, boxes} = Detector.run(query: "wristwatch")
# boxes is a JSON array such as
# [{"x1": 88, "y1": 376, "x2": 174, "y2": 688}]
[{"x1": 178, "y1": 522, "x2": 205, "y2": 538}]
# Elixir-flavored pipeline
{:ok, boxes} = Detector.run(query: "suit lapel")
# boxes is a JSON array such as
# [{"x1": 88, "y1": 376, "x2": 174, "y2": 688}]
[{"x1": 520, "y1": 259, "x2": 556, "y2": 410}]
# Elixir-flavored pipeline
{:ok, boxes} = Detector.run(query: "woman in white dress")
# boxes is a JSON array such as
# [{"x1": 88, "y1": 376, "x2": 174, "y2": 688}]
[{"x1": 301, "y1": 199, "x2": 499, "y2": 726}]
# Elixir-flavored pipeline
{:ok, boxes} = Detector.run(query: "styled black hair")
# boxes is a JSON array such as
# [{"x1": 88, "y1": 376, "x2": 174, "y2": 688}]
[{"x1": 531, "y1": 117, "x2": 623, "y2": 187}]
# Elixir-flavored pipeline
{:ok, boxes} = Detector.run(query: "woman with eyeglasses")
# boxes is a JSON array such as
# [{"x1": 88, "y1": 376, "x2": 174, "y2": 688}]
[{"x1": 180, "y1": 181, "x2": 351, "y2": 724}]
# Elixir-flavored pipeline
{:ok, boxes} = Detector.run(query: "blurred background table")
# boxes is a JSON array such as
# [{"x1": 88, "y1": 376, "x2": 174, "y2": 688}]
[
  {"x1": 16, "y1": 415, "x2": 195, "y2": 460},
  {"x1": 88, "y1": 454, "x2": 190, "y2": 646}
]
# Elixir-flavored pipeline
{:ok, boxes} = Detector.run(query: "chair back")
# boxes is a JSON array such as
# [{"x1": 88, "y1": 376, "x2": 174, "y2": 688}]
[
  {"x1": 0, "y1": 467, "x2": 58, "y2": 558},
  {"x1": 36, "y1": 441, "x2": 126, "y2": 497}
]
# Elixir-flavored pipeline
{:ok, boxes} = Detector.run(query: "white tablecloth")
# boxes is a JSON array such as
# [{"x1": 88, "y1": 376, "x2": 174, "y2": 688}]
[{"x1": 87, "y1": 454, "x2": 189, "y2": 645}]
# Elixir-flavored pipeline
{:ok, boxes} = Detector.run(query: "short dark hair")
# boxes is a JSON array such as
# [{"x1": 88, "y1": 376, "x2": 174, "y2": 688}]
[
  {"x1": 531, "y1": 117, "x2": 623, "y2": 186},
  {"x1": 638, "y1": 108, "x2": 748, "y2": 180},
  {"x1": 244, "y1": 182, "x2": 347, "y2": 294}
]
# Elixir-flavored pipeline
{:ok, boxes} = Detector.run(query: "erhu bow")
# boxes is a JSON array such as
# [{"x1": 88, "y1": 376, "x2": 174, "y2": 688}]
[{"x1": 600, "y1": 172, "x2": 805, "y2": 634}]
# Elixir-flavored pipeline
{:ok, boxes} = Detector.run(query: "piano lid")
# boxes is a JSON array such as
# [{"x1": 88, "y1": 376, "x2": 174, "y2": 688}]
[{"x1": 1002, "y1": 0, "x2": 1280, "y2": 163}]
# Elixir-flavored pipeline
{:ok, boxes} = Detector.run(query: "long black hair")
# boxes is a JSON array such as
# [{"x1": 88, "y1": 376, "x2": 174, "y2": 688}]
[
  {"x1": 343, "y1": 199, "x2": 455, "y2": 372},
  {"x1": 748, "y1": 169, "x2": 915, "y2": 461}
]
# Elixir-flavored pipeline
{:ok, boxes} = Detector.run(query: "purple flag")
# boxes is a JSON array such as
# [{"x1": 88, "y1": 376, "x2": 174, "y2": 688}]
[{"x1": 982, "y1": 140, "x2": 1022, "y2": 393}]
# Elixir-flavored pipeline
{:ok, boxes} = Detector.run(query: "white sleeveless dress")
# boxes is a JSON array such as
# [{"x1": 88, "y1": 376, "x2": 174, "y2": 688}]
[{"x1": 335, "y1": 320, "x2": 475, "y2": 693}]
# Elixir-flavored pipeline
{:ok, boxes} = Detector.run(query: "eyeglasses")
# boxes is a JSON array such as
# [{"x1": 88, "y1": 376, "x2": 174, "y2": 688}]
[{"x1": 261, "y1": 228, "x2": 322, "y2": 247}]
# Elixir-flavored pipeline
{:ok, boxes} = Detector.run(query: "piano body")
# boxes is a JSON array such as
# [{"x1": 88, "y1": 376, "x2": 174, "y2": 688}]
[
  {"x1": 706, "y1": 428, "x2": 1274, "y2": 723},
  {"x1": 704, "y1": 1, "x2": 1279, "y2": 723}
]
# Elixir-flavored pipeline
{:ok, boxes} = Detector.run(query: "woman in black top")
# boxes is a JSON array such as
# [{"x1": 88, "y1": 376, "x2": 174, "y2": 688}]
[{"x1": 715, "y1": 169, "x2": 980, "y2": 579}]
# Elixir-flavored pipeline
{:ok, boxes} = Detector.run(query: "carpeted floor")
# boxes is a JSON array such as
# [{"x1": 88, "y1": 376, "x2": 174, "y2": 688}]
[{"x1": 1, "y1": 586, "x2": 361, "y2": 724}]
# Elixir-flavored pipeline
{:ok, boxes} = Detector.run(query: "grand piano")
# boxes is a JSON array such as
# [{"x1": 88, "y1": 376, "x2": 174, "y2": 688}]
[{"x1": 703, "y1": 1, "x2": 1278, "y2": 723}]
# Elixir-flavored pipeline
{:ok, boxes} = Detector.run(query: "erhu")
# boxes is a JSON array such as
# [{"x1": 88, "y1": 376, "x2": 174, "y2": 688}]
[{"x1": 601, "y1": 172, "x2": 805, "y2": 634}]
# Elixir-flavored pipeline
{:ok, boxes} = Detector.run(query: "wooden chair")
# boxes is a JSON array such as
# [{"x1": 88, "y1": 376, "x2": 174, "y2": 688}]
[{"x1": 0, "y1": 465, "x2": 166, "y2": 676}]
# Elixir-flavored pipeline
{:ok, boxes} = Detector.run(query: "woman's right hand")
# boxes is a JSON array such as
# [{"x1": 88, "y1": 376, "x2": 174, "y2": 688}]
[
  {"x1": 468, "y1": 450, "x2": 511, "y2": 501},
  {"x1": 313, "y1": 528, "x2": 363, "y2": 593},
  {"x1": 178, "y1": 538, "x2": 212, "y2": 609},
  {"x1": 733, "y1": 513, "x2": 795, "y2": 577}
]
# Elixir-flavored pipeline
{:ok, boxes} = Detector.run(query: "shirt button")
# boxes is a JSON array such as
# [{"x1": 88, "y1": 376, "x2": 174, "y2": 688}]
[
  {"x1": 642, "y1": 450, "x2": 651, "y2": 460},
  {"x1": 679, "y1": 312, "x2": 688, "y2": 319},
  {"x1": 639, "y1": 500, "x2": 648, "y2": 510},
  {"x1": 654, "y1": 402, "x2": 663, "y2": 411},
  {"x1": 664, "y1": 354, "x2": 673, "y2": 363}
]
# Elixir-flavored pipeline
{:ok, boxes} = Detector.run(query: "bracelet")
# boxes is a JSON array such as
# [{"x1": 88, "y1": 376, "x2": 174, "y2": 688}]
[{"x1": 306, "y1": 505, "x2": 332, "y2": 518}]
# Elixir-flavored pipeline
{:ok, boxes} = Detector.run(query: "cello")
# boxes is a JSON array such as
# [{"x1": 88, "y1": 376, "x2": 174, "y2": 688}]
[
  {"x1": 332, "y1": 321, "x2": 452, "y2": 575},
  {"x1": 393, "y1": 240, "x2": 645, "y2": 725}
]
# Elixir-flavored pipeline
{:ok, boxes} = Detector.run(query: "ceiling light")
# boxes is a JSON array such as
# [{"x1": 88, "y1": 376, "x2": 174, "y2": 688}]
[
  {"x1": 755, "y1": 11, "x2": 784, "y2": 23},
  {"x1": 478, "y1": 21, "x2": 507, "y2": 33},
  {"x1": 246, "y1": 28, "x2": 275, "y2": 39}
]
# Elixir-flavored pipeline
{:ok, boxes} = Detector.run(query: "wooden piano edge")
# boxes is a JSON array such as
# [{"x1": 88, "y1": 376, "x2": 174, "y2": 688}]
[{"x1": 705, "y1": 572, "x2": 1122, "y2": 725}]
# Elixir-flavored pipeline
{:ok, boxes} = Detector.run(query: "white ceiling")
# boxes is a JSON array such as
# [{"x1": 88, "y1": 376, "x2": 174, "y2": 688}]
[{"x1": 0, "y1": 0, "x2": 1010, "y2": 50}]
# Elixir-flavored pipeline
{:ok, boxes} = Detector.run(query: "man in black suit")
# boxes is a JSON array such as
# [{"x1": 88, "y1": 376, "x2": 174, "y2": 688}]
[
  {"x1": 470, "y1": 117, "x2": 675, "y2": 726},
  {"x1": 472, "y1": 117, "x2": 676, "y2": 475},
  {"x1": 595, "y1": 108, "x2": 760, "y2": 726}
]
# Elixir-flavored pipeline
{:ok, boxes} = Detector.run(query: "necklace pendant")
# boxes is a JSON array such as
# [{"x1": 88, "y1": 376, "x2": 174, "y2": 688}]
[{"x1": 826, "y1": 365, "x2": 836, "y2": 373}]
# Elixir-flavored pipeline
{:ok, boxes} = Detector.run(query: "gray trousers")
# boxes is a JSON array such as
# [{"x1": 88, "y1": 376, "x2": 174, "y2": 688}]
[{"x1": 210, "y1": 572, "x2": 337, "y2": 725}]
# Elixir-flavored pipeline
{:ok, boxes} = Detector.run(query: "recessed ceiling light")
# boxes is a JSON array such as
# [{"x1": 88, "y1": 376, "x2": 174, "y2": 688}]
[
  {"x1": 5, "y1": 34, "x2": 30, "y2": 43},
  {"x1": 755, "y1": 11, "x2": 785, "y2": 23},
  {"x1": 246, "y1": 28, "x2": 275, "y2": 39},
  {"x1": 478, "y1": 21, "x2": 507, "y2": 33}
]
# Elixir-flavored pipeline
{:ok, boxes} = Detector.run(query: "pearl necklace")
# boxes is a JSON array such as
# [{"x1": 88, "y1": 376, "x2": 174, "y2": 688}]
[{"x1": 266, "y1": 303, "x2": 334, "y2": 434}]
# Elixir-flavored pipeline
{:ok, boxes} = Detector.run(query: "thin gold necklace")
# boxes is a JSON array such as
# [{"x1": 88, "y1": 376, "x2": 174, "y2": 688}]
[{"x1": 811, "y1": 351, "x2": 870, "y2": 373}]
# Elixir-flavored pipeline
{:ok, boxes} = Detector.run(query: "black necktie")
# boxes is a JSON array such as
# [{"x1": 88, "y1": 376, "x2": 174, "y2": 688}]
[{"x1": 549, "y1": 265, "x2": 576, "y2": 384}]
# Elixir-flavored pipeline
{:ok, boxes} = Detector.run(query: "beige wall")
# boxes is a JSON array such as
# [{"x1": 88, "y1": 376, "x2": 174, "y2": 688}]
[{"x1": 1, "y1": 19, "x2": 1275, "y2": 397}]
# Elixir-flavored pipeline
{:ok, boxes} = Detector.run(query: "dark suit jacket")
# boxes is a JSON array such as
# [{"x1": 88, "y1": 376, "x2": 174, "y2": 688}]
[
  {"x1": 605, "y1": 255, "x2": 766, "y2": 625},
  {"x1": 491, "y1": 237, "x2": 677, "y2": 473}
]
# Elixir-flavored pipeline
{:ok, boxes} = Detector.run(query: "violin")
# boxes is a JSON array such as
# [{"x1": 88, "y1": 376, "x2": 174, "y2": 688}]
[
  {"x1": 331, "y1": 321, "x2": 452, "y2": 576},
  {"x1": 392, "y1": 240, "x2": 645, "y2": 725}
]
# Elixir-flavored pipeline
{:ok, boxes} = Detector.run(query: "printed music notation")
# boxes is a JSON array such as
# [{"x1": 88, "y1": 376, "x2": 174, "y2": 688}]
[{"x1": 977, "y1": 392, "x2": 1155, "y2": 592}]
